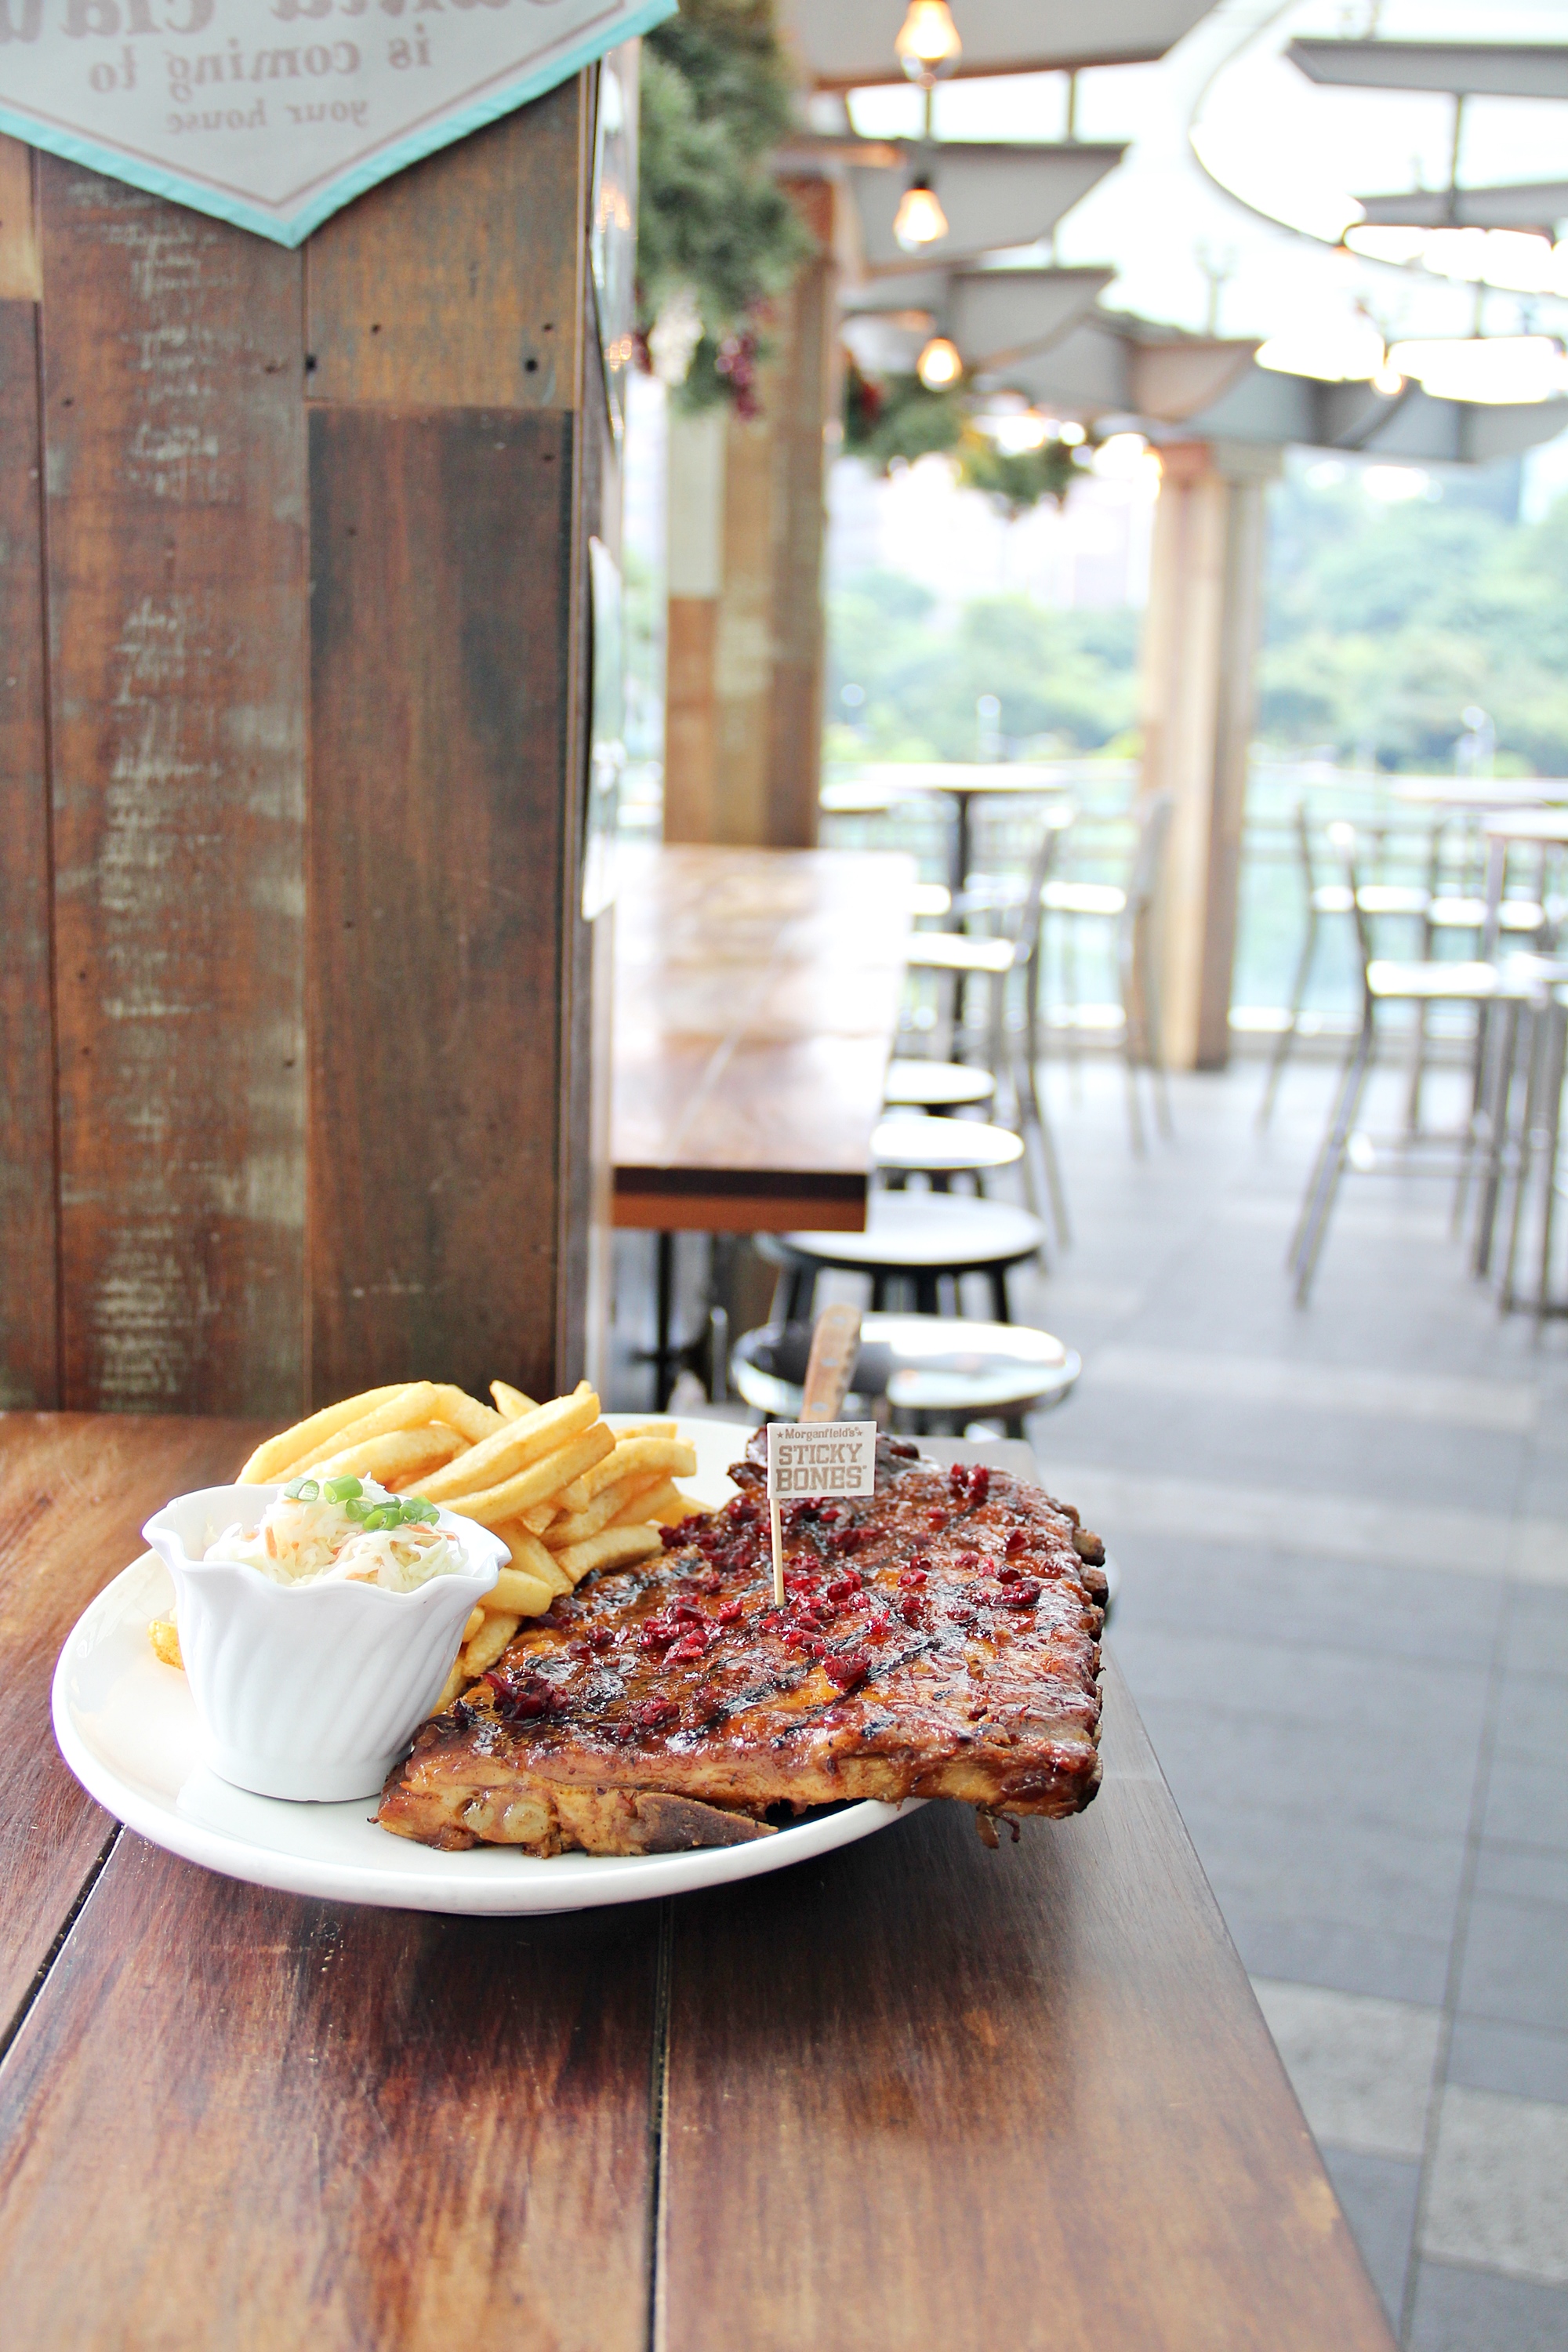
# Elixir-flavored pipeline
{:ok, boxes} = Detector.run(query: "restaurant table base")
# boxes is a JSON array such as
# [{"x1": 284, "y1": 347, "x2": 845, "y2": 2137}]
[{"x1": 0, "y1": 1412, "x2": 1393, "y2": 2351}]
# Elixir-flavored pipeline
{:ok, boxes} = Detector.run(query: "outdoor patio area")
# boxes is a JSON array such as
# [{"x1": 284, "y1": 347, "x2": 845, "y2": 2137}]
[{"x1": 1012, "y1": 1053, "x2": 1568, "y2": 2350}]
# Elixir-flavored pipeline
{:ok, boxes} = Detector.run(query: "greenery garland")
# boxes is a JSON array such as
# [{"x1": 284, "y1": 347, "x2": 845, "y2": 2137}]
[
  {"x1": 636, "y1": 0, "x2": 814, "y2": 415},
  {"x1": 844, "y1": 358, "x2": 1091, "y2": 516}
]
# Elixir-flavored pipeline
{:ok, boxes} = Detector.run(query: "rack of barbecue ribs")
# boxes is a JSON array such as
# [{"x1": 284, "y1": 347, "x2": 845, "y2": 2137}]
[{"x1": 378, "y1": 1436, "x2": 1107, "y2": 1856}]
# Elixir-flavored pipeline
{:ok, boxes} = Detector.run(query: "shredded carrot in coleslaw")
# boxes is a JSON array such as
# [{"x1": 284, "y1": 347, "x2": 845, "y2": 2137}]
[{"x1": 204, "y1": 1481, "x2": 464, "y2": 1593}]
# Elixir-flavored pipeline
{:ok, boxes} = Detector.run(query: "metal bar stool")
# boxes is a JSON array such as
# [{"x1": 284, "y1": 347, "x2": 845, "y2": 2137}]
[
  {"x1": 731, "y1": 1312, "x2": 1080, "y2": 1441},
  {"x1": 873, "y1": 1112, "x2": 1024, "y2": 1195},
  {"x1": 758, "y1": 1193, "x2": 1047, "y2": 1324}
]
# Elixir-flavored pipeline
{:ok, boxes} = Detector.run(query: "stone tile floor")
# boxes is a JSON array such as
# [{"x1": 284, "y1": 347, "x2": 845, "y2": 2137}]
[{"x1": 1013, "y1": 1052, "x2": 1568, "y2": 2350}]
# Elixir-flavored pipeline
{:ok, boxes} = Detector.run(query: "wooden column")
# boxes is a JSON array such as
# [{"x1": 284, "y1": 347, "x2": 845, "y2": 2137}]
[
  {"x1": 0, "y1": 78, "x2": 609, "y2": 1415},
  {"x1": 662, "y1": 176, "x2": 836, "y2": 848},
  {"x1": 1139, "y1": 437, "x2": 1278, "y2": 1071}
]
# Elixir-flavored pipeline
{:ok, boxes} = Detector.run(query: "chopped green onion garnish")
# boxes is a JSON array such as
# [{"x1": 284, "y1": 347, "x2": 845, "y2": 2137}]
[
  {"x1": 363, "y1": 1505, "x2": 396, "y2": 1532},
  {"x1": 405, "y1": 1497, "x2": 437, "y2": 1523},
  {"x1": 322, "y1": 1475, "x2": 362, "y2": 1504},
  {"x1": 294, "y1": 1478, "x2": 320, "y2": 1503},
  {"x1": 343, "y1": 1496, "x2": 371, "y2": 1523}
]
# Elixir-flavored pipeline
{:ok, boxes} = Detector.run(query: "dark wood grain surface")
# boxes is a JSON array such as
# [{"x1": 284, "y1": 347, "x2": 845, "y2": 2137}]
[
  {"x1": 305, "y1": 85, "x2": 585, "y2": 412},
  {"x1": 0, "y1": 1412, "x2": 258, "y2": 2045},
  {"x1": 0, "y1": 1839, "x2": 659, "y2": 2351},
  {"x1": 659, "y1": 1659, "x2": 1392, "y2": 2352},
  {"x1": 0, "y1": 293, "x2": 57, "y2": 1410},
  {"x1": 307, "y1": 406, "x2": 579, "y2": 1406},
  {"x1": 37, "y1": 162, "x2": 308, "y2": 1417},
  {"x1": 1, "y1": 1415, "x2": 1392, "y2": 2350},
  {"x1": 613, "y1": 844, "x2": 914, "y2": 1232}
]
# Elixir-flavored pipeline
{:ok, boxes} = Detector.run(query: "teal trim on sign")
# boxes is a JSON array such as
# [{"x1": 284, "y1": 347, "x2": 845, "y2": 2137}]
[{"x1": 0, "y1": 0, "x2": 675, "y2": 249}]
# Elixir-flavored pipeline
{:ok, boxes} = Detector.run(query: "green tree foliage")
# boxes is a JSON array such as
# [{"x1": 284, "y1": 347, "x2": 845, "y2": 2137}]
[
  {"x1": 828, "y1": 573, "x2": 1139, "y2": 759},
  {"x1": 1258, "y1": 456, "x2": 1568, "y2": 771},
  {"x1": 637, "y1": 0, "x2": 813, "y2": 412}
]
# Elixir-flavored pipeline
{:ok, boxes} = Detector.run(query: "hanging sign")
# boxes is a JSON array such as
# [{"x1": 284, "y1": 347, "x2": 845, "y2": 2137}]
[{"x1": 0, "y1": 0, "x2": 674, "y2": 247}]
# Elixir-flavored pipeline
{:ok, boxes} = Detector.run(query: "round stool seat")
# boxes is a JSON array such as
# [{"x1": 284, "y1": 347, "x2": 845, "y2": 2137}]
[
  {"x1": 873, "y1": 1114, "x2": 1022, "y2": 1174},
  {"x1": 770, "y1": 1192, "x2": 1045, "y2": 1275},
  {"x1": 884, "y1": 1058, "x2": 995, "y2": 1112},
  {"x1": 731, "y1": 1314, "x2": 1080, "y2": 1421}
]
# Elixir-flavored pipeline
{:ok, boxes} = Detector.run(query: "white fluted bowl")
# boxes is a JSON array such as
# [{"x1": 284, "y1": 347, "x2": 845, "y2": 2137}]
[{"x1": 143, "y1": 1485, "x2": 504, "y2": 1802}]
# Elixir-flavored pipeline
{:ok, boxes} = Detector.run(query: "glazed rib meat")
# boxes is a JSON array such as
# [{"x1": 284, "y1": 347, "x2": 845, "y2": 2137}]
[{"x1": 377, "y1": 1438, "x2": 1106, "y2": 1856}]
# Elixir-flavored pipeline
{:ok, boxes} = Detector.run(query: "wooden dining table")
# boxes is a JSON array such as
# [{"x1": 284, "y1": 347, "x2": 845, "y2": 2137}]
[
  {"x1": 612, "y1": 842, "x2": 916, "y2": 1236},
  {"x1": 0, "y1": 1410, "x2": 1396, "y2": 2350}
]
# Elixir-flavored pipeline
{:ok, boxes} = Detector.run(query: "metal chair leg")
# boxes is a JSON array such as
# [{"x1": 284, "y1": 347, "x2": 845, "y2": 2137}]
[
  {"x1": 988, "y1": 1268, "x2": 1011, "y2": 1322},
  {"x1": 1537, "y1": 1001, "x2": 1568, "y2": 1321},
  {"x1": 1472, "y1": 998, "x2": 1522, "y2": 1279},
  {"x1": 1501, "y1": 1000, "x2": 1545, "y2": 1312},
  {"x1": 1258, "y1": 909, "x2": 1319, "y2": 1131},
  {"x1": 1290, "y1": 1022, "x2": 1374, "y2": 1301}
]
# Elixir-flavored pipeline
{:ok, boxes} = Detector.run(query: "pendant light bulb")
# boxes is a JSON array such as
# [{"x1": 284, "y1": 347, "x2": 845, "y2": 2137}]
[
  {"x1": 895, "y1": 0, "x2": 962, "y2": 85},
  {"x1": 916, "y1": 335, "x2": 963, "y2": 390},
  {"x1": 893, "y1": 180, "x2": 949, "y2": 252},
  {"x1": 1370, "y1": 354, "x2": 1404, "y2": 397}
]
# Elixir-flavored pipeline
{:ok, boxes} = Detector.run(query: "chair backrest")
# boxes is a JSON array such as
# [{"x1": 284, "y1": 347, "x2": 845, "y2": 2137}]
[
  {"x1": 1124, "y1": 790, "x2": 1174, "y2": 918},
  {"x1": 1294, "y1": 799, "x2": 1321, "y2": 898}
]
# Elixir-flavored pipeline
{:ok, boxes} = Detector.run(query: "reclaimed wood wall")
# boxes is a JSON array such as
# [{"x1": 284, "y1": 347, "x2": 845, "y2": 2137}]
[{"x1": 0, "y1": 80, "x2": 608, "y2": 1415}]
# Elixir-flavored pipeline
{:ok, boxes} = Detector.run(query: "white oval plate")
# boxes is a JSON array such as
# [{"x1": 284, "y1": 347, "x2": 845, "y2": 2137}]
[{"x1": 51, "y1": 1414, "x2": 920, "y2": 1915}]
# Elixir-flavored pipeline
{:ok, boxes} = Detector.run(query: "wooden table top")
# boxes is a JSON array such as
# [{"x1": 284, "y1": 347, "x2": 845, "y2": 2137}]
[
  {"x1": 0, "y1": 1411, "x2": 1395, "y2": 2352},
  {"x1": 612, "y1": 844, "x2": 916, "y2": 1235}
]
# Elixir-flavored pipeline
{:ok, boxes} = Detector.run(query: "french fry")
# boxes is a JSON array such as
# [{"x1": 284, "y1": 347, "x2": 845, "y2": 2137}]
[
  {"x1": 544, "y1": 1476, "x2": 649, "y2": 1549},
  {"x1": 608, "y1": 1477, "x2": 692, "y2": 1528},
  {"x1": 488, "y1": 1564, "x2": 556, "y2": 1617},
  {"x1": 430, "y1": 1657, "x2": 468, "y2": 1716},
  {"x1": 308, "y1": 1426, "x2": 466, "y2": 1490},
  {"x1": 604, "y1": 1418, "x2": 677, "y2": 1441},
  {"x1": 553, "y1": 1523, "x2": 663, "y2": 1584},
  {"x1": 518, "y1": 1500, "x2": 557, "y2": 1535},
  {"x1": 235, "y1": 1384, "x2": 407, "y2": 1485},
  {"x1": 491, "y1": 1380, "x2": 538, "y2": 1419},
  {"x1": 430, "y1": 1383, "x2": 506, "y2": 1443},
  {"x1": 461, "y1": 1611, "x2": 520, "y2": 1678},
  {"x1": 492, "y1": 1521, "x2": 572, "y2": 1594},
  {"x1": 463, "y1": 1605, "x2": 486, "y2": 1644},
  {"x1": 417, "y1": 1383, "x2": 599, "y2": 1503},
  {"x1": 558, "y1": 1436, "x2": 696, "y2": 1515},
  {"x1": 289, "y1": 1382, "x2": 444, "y2": 1475},
  {"x1": 439, "y1": 1422, "x2": 615, "y2": 1528},
  {"x1": 148, "y1": 1617, "x2": 183, "y2": 1669}
]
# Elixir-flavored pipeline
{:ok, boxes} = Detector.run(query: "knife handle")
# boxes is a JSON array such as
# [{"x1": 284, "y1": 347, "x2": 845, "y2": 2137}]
[{"x1": 799, "y1": 1303, "x2": 863, "y2": 1424}]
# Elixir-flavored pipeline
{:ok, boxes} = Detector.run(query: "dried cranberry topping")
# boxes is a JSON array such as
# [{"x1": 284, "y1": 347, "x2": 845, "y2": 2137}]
[
  {"x1": 823, "y1": 1652, "x2": 869, "y2": 1693},
  {"x1": 667, "y1": 1599, "x2": 704, "y2": 1626},
  {"x1": 732, "y1": 1498, "x2": 760, "y2": 1524},
  {"x1": 949, "y1": 1462, "x2": 968, "y2": 1488},
  {"x1": 670, "y1": 1632, "x2": 709, "y2": 1662},
  {"x1": 638, "y1": 1620, "x2": 678, "y2": 1652},
  {"x1": 1000, "y1": 1577, "x2": 1042, "y2": 1608},
  {"x1": 637, "y1": 1697, "x2": 676, "y2": 1730},
  {"x1": 829, "y1": 1526, "x2": 862, "y2": 1555},
  {"x1": 969, "y1": 1468, "x2": 991, "y2": 1505},
  {"x1": 898, "y1": 1595, "x2": 924, "y2": 1628},
  {"x1": 897, "y1": 1567, "x2": 927, "y2": 1591},
  {"x1": 1004, "y1": 1529, "x2": 1029, "y2": 1557},
  {"x1": 589, "y1": 1628, "x2": 615, "y2": 1651},
  {"x1": 956, "y1": 1551, "x2": 981, "y2": 1572},
  {"x1": 925, "y1": 1511, "x2": 947, "y2": 1531},
  {"x1": 659, "y1": 1525, "x2": 686, "y2": 1551},
  {"x1": 909, "y1": 1552, "x2": 933, "y2": 1573},
  {"x1": 825, "y1": 1574, "x2": 862, "y2": 1602},
  {"x1": 715, "y1": 1598, "x2": 744, "y2": 1625},
  {"x1": 996, "y1": 1565, "x2": 1023, "y2": 1584}
]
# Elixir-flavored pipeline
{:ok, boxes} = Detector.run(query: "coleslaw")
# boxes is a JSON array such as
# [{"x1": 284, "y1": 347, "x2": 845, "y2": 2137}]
[{"x1": 204, "y1": 1475, "x2": 466, "y2": 1594}]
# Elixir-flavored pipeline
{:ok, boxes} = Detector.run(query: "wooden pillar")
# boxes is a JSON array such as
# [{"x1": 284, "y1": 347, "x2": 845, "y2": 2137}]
[
  {"x1": 1139, "y1": 437, "x2": 1278, "y2": 1072},
  {"x1": 0, "y1": 78, "x2": 610, "y2": 1415},
  {"x1": 662, "y1": 176, "x2": 836, "y2": 848}
]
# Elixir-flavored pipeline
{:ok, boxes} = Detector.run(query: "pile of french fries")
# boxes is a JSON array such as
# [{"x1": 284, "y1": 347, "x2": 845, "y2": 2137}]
[{"x1": 150, "y1": 1379, "x2": 702, "y2": 1712}]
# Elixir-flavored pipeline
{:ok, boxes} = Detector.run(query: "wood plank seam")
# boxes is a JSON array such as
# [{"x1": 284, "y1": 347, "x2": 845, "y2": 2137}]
[
  {"x1": 32, "y1": 144, "x2": 65, "y2": 1411},
  {"x1": 648, "y1": 1896, "x2": 674, "y2": 2352},
  {"x1": 0, "y1": 1820, "x2": 117, "y2": 2077}
]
